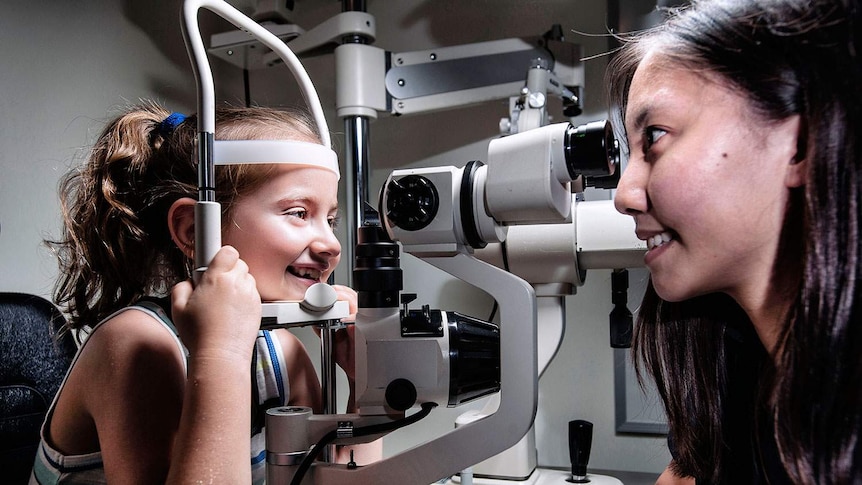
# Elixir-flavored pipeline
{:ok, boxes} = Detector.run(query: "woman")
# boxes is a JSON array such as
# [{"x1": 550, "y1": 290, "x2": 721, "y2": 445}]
[{"x1": 609, "y1": 0, "x2": 861, "y2": 483}]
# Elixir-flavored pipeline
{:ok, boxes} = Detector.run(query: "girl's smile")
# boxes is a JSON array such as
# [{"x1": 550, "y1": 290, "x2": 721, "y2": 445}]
[{"x1": 224, "y1": 165, "x2": 341, "y2": 302}]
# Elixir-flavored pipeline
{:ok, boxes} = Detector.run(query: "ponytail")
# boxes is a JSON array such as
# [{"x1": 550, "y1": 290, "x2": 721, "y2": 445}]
[{"x1": 50, "y1": 101, "x2": 196, "y2": 329}]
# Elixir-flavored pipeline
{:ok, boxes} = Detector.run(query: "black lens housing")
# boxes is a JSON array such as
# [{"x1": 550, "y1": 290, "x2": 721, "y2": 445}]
[
  {"x1": 447, "y1": 312, "x2": 501, "y2": 406},
  {"x1": 354, "y1": 224, "x2": 403, "y2": 308},
  {"x1": 564, "y1": 120, "x2": 620, "y2": 180}
]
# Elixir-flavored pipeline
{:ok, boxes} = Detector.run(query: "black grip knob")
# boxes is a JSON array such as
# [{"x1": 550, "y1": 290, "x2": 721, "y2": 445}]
[
  {"x1": 609, "y1": 269, "x2": 633, "y2": 348},
  {"x1": 385, "y1": 378, "x2": 417, "y2": 411},
  {"x1": 384, "y1": 175, "x2": 439, "y2": 231},
  {"x1": 569, "y1": 419, "x2": 593, "y2": 483}
]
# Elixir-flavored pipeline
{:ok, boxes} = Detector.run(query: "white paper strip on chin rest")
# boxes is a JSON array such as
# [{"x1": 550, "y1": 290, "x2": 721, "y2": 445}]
[{"x1": 212, "y1": 140, "x2": 340, "y2": 180}]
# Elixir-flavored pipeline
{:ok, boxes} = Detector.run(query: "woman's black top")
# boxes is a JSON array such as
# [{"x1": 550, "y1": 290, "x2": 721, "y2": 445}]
[{"x1": 670, "y1": 320, "x2": 793, "y2": 484}]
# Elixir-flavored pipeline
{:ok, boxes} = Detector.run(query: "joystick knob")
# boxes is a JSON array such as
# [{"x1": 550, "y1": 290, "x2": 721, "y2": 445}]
[{"x1": 569, "y1": 419, "x2": 593, "y2": 483}]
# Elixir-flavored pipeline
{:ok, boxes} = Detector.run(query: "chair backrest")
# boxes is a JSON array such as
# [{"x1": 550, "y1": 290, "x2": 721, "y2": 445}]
[{"x1": 0, "y1": 292, "x2": 76, "y2": 484}]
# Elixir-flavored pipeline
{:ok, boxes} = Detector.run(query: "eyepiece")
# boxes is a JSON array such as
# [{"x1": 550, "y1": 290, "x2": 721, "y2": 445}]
[{"x1": 564, "y1": 120, "x2": 619, "y2": 180}]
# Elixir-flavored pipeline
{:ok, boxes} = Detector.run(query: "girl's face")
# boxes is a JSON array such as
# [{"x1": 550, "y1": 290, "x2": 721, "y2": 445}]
[
  {"x1": 614, "y1": 52, "x2": 801, "y2": 306},
  {"x1": 223, "y1": 165, "x2": 341, "y2": 302}
]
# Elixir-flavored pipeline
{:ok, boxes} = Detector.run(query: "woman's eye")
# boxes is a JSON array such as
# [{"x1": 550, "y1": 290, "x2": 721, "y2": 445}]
[
  {"x1": 328, "y1": 215, "x2": 341, "y2": 230},
  {"x1": 643, "y1": 127, "x2": 667, "y2": 151}
]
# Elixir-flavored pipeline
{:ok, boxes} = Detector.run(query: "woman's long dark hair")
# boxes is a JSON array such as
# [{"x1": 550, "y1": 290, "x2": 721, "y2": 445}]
[
  {"x1": 48, "y1": 101, "x2": 320, "y2": 330},
  {"x1": 607, "y1": 0, "x2": 861, "y2": 482}
]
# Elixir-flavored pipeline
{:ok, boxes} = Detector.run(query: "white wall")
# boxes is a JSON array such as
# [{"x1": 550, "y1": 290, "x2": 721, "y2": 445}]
[
  {"x1": 0, "y1": 0, "x2": 669, "y2": 478},
  {"x1": 0, "y1": 0, "x2": 243, "y2": 294}
]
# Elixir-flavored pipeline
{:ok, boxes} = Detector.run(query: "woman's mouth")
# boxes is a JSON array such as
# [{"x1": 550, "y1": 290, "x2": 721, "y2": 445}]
[{"x1": 647, "y1": 231, "x2": 673, "y2": 250}]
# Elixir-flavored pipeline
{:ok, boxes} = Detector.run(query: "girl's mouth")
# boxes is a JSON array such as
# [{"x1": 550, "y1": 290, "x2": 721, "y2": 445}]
[{"x1": 288, "y1": 266, "x2": 322, "y2": 281}]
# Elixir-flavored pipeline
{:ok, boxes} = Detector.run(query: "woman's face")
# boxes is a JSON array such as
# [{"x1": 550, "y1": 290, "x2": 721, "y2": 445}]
[
  {"x1": 614, "y1": 52, "x2": 801, "y2": 305},
  {"x1": 223, "y1": 165, "x2": 341, "y2": 302}
]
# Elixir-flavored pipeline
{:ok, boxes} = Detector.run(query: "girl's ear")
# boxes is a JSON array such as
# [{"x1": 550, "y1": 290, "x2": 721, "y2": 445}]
[{"x1": 168, "y1": 198, "x2": 197, "y2": 259}]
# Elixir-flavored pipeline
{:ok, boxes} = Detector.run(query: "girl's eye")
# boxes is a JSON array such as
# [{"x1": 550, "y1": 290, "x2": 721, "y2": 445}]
[
  {"x1": 328, "y1": 215, "x2": 341, "y2": 230},
  {"x1": 643, "y1": 126, "x2": 667, "y2": 152},
  {"x1": 285, "y1": 209, "x2": 308, "y2": 220}
]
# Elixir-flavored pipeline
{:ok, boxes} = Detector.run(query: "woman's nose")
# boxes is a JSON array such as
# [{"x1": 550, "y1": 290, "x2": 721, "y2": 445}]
[{"x1": 613, "y1": 159, "x2": 649, "y2": 216}]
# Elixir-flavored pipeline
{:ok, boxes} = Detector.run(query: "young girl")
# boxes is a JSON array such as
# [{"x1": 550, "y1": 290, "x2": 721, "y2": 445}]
[
  {"x1": 33, "y1": 101, "x2": 360, "y2": 483},
  {"x1": 609, "y1": 0, "x2": 860, "y2": 483}
]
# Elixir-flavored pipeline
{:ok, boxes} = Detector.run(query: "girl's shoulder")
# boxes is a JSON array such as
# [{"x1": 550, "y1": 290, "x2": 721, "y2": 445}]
[
  {"x1": 88, "y1": 304, "x2": 178, "y2": 352},
  {"x1": 48, "y1": 304, "x2": 187, "y2": 458},
  {"x1": 74, "y1": 304, "x2": 187, "y2": 387}
]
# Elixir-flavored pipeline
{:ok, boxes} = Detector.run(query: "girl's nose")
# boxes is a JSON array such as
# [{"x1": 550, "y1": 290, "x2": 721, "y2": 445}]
[{"x1": 310, "y1": 223, "x2": 341, "y2": 259}]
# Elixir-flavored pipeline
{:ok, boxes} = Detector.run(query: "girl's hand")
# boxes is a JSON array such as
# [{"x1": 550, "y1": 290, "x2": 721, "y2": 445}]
[
  {"x1": 170, "y1": 246, "x2": 261, "y2": 361},
  {"x1": 332, "y1": 284, "x2": 358, "y2": 323},
  {"x1": 323, "y1": 285, "x2": 358, "y2": 380}
]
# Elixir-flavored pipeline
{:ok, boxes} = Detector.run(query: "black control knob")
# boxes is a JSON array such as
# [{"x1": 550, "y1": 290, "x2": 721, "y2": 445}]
[
  {"x1": 385, "y1": 175, "x2": 439, "y2": 231},
  {"x1": 385, "y1": 378, "x2": 418, "y2": 411},
  {"x1": 609, "y1": 269, "x2": 633, "y2": 348},
  {"x1": 569, "y1": 420, "x2": 593, "y2": 483}
]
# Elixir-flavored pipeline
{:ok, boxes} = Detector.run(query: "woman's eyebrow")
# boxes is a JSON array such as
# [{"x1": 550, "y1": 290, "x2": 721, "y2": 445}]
[{"x1": 628, "y1": 105, "x2": 652, "y2": 134}]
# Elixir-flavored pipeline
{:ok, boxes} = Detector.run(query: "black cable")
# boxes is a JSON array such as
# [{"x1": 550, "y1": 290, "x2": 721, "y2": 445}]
[
  {"x1": 488, "y1": 301, "x2": 499, "y2": 322},
  {"x1": 243, "y1": 68, "x2": 251, "y2": 108},
  {"x1": 289, "y1": 402, "x2": 437, "y2": 485}
]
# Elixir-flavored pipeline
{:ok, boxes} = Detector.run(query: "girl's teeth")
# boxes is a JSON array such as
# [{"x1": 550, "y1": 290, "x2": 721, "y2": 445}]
[
  {"x1": 290, "y1": 268, "x2": 321, "y2": 280},
  {"x1": 647, "y1": 232, "x2": 673, "y2": 250}
]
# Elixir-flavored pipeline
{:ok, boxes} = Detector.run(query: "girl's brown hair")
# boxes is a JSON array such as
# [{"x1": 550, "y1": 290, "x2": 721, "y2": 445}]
[{"x1": 49, "y1": 101, "x2": 321, "y2": 330}]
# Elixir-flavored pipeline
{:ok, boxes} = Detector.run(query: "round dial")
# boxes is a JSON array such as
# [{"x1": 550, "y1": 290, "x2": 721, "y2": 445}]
[{"x1": 385, "y1": 175, "x2": 439, "y2": 231}]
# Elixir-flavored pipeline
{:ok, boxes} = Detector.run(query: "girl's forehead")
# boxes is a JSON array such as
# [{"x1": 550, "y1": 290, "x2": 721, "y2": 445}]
[{"x1": 251, "y1": 165, "x2": 339, "y2": 201}]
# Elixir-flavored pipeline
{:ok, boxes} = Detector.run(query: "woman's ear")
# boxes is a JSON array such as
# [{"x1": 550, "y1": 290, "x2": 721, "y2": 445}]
[
  {"x1": 785, "y1": 115, "x2": 807, "y2": 188},
  {"x1": 786, "y1": 156, "x2": 808, "y2": 188},
  {"x1": 168, "y1": 198, "x2": 197, "y2": 259}
]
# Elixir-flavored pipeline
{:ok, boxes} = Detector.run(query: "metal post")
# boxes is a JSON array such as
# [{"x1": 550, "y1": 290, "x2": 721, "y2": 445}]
[
  {"x1": 343, "y1": 116, "x2": 370, "y2": 286},
  {"x1": 319, "y1": 320, "x2": 338, "y2": 462},
  {"x1": 340, "y1": 0, "x2": 371, "y2": 288}
]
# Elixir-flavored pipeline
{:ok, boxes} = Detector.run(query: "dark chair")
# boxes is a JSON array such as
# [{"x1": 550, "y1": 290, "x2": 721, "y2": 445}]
[{"x1": 0, "y1": 293, "x2": 76, "y2": 484}]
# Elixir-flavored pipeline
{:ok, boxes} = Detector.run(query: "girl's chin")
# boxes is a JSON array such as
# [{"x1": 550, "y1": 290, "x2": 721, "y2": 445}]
[
  {"x1": 260, "y1": 286, "x2": 310, "y2": 302},
  {"x1": 260, "y1": 274, "x2": 333, "y2": 301}
]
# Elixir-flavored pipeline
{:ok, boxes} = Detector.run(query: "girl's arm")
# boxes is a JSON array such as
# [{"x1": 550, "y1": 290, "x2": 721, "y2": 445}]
[
  {"x1": 166, "y1": 246, "x2": 262, "y2": 484},
  {"x1": 70, "y1": 248, "x2": 257, "y2": 483}
]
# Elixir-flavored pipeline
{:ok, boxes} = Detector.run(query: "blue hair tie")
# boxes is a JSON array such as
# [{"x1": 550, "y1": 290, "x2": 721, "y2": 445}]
[{"x1": 157, "y1": 112, "x2": 186, "y2": 137}]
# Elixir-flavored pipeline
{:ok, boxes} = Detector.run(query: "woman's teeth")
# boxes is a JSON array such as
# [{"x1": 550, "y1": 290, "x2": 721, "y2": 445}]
[{"x1": 647, "y1": 232, "x2": 673, "y2": 250}]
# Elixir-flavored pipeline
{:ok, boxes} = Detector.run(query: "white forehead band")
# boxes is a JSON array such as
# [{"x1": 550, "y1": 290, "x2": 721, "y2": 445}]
[{"x1": 213, "y1": 140, "x2": 340, "y2": 180}]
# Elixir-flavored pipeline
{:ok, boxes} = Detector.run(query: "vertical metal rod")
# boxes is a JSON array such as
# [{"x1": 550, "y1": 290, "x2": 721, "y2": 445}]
[
  {"x1": 328, "y1": 1, "x2": 371, "y2": 465},
  {"x1": 343, "y1": 116, "x2": 371, "y2": 287},
  {"x1": 320, "y1": 322, "x2": 337, "y2": 413},
  {"x1": 342, "y1": 0, "x2": 367, "y2": 13},
  {"x1": 319, "y1": 320, "x2": 338, "y2": 462}
]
